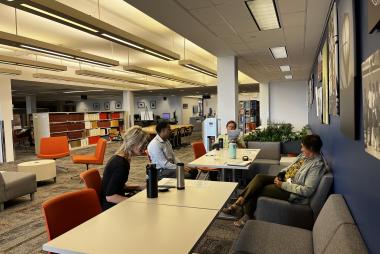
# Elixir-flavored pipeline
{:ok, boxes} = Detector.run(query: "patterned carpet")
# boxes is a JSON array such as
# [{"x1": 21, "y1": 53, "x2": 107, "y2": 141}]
[{"x1": 0, "y1": 133, "x2": 241, "y2": 254}]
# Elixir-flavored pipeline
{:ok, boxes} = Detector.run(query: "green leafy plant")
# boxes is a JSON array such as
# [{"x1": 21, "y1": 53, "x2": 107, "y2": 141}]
[{"x1": 244, "y1": 123, "x2": 308, "y2": 142}]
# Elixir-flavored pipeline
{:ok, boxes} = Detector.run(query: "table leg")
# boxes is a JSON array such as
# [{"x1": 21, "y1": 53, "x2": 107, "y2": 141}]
[
  {"x1": 220, "y1": 169, "x2": 225, "y2": 182},
  {"x1": 232, "y1": 168, "x2": 236, "y2": 182}
]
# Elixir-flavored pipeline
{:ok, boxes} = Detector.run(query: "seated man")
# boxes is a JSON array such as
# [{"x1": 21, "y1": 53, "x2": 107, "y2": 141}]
[
  {"x1": 147, "y1": 122, "x2": 198, "y2": 180},
  {"x1": 217, "y1": 120, "x2": 246, "y2": 148}
]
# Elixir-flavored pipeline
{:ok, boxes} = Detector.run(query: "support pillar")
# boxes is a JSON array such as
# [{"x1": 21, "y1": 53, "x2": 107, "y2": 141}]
[
  {"x1": 0, "y1": 78, "x2": 14, "y2": 162},
  {"x1": 26, "y1": 95, "x2": 36, "y2": 126},
  {"x1": 123, "y1": 90, "x2": 134, "y2": 130}
]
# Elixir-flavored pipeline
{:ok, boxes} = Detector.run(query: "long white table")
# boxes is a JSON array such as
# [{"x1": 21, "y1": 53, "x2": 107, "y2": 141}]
[
  {"x1": 43, "y1": 202, "x2": 218, "y2": 254},
  {"x1": 188, "y1": 148, "x2": 261, "y2": 181},
  {"x1": 126, "y1": 178, "x2": 238, "y2": 210}
]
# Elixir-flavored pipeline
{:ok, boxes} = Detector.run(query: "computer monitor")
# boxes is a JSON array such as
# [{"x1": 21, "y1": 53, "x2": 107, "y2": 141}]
[{"x1": 162, "y1": 113, "x2": 171, "y2": 120}]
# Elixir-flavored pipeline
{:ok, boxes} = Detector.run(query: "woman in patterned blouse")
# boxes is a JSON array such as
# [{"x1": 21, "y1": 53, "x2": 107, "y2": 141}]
[{"x1": 223, "y1": 134, "x2": 326, "y2": 227}]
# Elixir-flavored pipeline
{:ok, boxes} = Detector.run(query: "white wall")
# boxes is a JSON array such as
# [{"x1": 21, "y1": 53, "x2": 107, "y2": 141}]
[
  {"x1": 76, "y1": 98, "x2": 123, "y2": 112},
  {"x1": 269, "y1": 80, "x2": 308, "y2": 130},
  {"x1": 134, "y1": 96, "x2": 183, "y2": 123},
  {"x1": 203, "y1": 95, "x2": 217, "y2": 116},
  {"x1": 182, "y1": 97, "x2": 200, "y2": 124}
]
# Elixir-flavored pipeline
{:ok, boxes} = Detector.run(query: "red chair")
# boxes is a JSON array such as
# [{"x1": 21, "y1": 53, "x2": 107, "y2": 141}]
[
  {"x1": 72, "y1": 138, "x2": 107, "y2": 170},
  {"x1": 191, "y1": 141, "x2": 221, "y2": 180},
  {"x1": 38, "y1": 136, "x2": 70, "y2": 171},
  {"x1": 41, "y1": 189, "x2": 101, "y2": 241},
  {"x1": 80, "y1": 169, "x2": 102, "y2": 200}
]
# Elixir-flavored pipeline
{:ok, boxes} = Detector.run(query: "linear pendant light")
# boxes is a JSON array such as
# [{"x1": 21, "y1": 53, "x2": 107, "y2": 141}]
[
  {"x1": 75, "y1": 70, "x2": 177, "y2": 88},
  {"x1": 32, "y1": 73, "x2": 146, "y2": 90},
  {"x1": 0, "y1": 54, "x2": 67, "y2": 71},
  {"x1": 0, "y1": 31, "x2": 119, "y2": 67},
  {"x1": 123, "y1": 65, "x2": 206, "y2": 87},
  {"x1": 178, "y1": 60, "x2": 217, "y2": 78},
  {"x1": 1, "y1": 0, "x2": 180, "y2": 61},
  {"x1": 0, "y1": 67, "x2": 22, "y2": 75}
]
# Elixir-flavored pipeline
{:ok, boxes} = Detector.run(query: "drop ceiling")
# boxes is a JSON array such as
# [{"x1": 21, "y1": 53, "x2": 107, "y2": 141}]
[{"x1": 125, "y1": 0, "x2": 332, "y2": 82}]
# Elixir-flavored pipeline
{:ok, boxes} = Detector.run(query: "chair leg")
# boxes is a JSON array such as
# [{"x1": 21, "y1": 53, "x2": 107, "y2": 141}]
[
  {"x1": 86, "y1": 164, "x2": 89, "y2": 170},
  {"x1": 0, "y1": 203, "x2": 4, "y2": 211},
  {"x1": 30, "y1": 193, "x2": 35, "y2": 201}
]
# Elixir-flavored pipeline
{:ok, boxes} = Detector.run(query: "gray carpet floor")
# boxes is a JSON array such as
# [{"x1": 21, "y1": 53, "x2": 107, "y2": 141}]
[{"x1": 0, "y1": 134, "x2": 241, "y2": 254}]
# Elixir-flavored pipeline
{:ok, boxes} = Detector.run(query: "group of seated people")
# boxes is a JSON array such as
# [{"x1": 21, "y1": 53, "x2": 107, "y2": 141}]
[{"x1": 100, "y1": 120, "x2": 326, "y2": 228}]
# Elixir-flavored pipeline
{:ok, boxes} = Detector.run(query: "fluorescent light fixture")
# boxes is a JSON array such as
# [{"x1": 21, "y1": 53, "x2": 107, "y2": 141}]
[
  {"x1": 285, "y1": 75, "x2": 293, "y2": 79},
  {"x1": 0, "y1": 31, "x2": 119, "y2": 67},
  {"x1": 123, "y1": 65, "x2": 206, "y2": 87},
  {"x1": 280, "y1": 65, "x2": 291, "y2": 72},
  {"x1": 75, "y1": 69, "x2": 176, "y2": 88},
  {"x1": 0, "y1": 54, "x2": 67, "y2": 71},
  {"x1": 178, "y1": 60, "x2": 217, "y2": 78},
  {"x1": 20, "y1": 3, "x2": 99, "y2": 33},
  {"x1": 270, "y1": 46, "x2": 288, "y2": 59},
  {"x1": 245, "y1": 0, "x2": 280, "y2": 31},
  {"x1": 0, "y1": 67, "x2": 21, "y2": 75},
  {"x1": 63, "y1": 90, "x2": 104, "y2": 94},
  {"x1": 2, "y1": 0, "x2": 180, "y2": 61},
  {"x1": 32, "y1": 73, "x2": 145, "y2": 90}
]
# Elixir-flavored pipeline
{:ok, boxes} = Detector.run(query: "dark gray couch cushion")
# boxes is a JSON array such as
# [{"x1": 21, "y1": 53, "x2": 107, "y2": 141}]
[
  {"x1": 232, "y1": 220, "x2": 313, "y2": 254},
  {"x1": 324, "y1": 224, "x2": 368, "y2": 254},
  {"x1": 313, "y1": 194, "x2": 355, "y2": 254},
  {"x1": 309, "y1": 172, "x2": 333, "y2": 219}
]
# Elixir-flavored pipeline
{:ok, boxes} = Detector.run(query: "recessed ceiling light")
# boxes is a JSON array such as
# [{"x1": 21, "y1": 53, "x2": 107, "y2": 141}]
[
  {"x1": 245, "y1": 0, "x2": 280, "y2": 31},
  {"x1": 270, "y1": 46, "x2": 288, "y2": 59},
  {"x1": 285, "y1": 75, "x2": 293, "y2": 79},
  {"x1": 280, "y1": 65, "x2": 291, "y2": 72}
]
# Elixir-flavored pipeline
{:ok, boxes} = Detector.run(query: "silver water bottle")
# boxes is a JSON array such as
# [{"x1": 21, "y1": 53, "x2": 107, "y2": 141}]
[{"x1": 176, "y1": 163, "x2": 185, "y2": 190}]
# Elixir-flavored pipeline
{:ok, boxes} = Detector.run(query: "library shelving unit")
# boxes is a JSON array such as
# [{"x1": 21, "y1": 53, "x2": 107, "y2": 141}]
[
  {"x1": 33, "y1": 111, "x2": 124, "y2": 154},
  {"x1": 239, "y1": 100, "x2": 260, "y2": 133}
]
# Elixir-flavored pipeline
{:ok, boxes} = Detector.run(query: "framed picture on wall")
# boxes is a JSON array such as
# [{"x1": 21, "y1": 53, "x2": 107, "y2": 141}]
[
  {"x1": 308, "y1": 74, "x2": 315, "y2": 110},
  {"x1": 104, "y1": 102, "x2": 110, "y2": 110},
  {"x1": 339, "y1": 0, "x2": 358, "y2": 139},
  {"x1": 328, "y1": 2, "x2": 339, "y2": 116},
  {"x1": 317, "y1": 51, "x2": 322, "y2": 82},
  {"x1": 93, "y1": 103, "x2": 100, "y2": 111},
  {"x1": 137, "y1": 101, "x2": 145, "y2": 109},
  {"x1": 322, "y1": 40, "x2": 329, "y2": 124},
  {"x1": 183, "y1": 103, "x2": 188, "y2": 109},
  {"x1": 362, "y1": 49, "x2": 380, "y2": 160},
  {"x1": 115, "y1": 102, "x2": 122, "y2": 109},
  {"x1": 150, "y1": 100, "x2": 156, "y2": 109}
]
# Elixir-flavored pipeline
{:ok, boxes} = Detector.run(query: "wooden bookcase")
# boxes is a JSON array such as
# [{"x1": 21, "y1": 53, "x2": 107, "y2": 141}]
[
  {"x1": 33, "y1": 111, "x2": 124, "y2": 154},
  {"x1": 239, "y1": 100, "x2": 260, "y2": 133}
]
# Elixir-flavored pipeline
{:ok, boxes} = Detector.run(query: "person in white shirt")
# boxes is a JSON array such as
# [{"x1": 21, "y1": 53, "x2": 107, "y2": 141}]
[{"x1": 147, "y1": 122, "x2": 198, "y2": 180}]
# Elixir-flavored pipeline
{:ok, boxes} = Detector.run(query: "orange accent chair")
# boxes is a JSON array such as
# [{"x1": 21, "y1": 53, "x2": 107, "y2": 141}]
[
  {"x1": 191, "y1": 141, "x2": 221, "y2": 180},
  {"x1": 80, "y1": 169, "x2": 102, "y2": 200},
  {"x1": 38, "y1": 136, "x2": 70, "y2": 159},
  {"x1": 41, "y1": 189, "x2": 101, "y2": 241},
  {"x1": 72, "y1": 138, "x2": 107, "y2": 170}
]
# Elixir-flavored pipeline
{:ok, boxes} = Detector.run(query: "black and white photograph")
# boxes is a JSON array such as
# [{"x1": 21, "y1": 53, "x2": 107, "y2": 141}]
[
  {"x1": 137, "y1": 101, "x2": 145, "y2": 108},
  {"x1": 93, "y1": 103, "x2": 100, "y2": 111},
  {"x1": 104, "y1": 102, "x2": 110, "y2": 110},
  {"x1": 328, "y1": 2, "x2": 339, "y2": 116},
  {"x1": 115, "y1": 101, "x2": 122, "y2": 109},
  {"x1": 150, "y1": 100, "x2": 156, "y2": 109},
  {"x1": 362, "y1": 49, "x2": 380, "y2": 160}
]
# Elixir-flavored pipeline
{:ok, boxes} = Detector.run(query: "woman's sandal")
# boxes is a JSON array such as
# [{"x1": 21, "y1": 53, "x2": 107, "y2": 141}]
[
  {"x1": 233, "y1": 215, "x2": 250, "y2": 228},
  {"x1": 222, "y1": 203, "x2": 240, "y2": 215}
]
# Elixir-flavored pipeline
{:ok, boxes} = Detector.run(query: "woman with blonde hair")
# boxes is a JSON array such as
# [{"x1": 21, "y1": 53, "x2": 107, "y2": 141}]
[{"x1": 101, "y1": 126, "x2": 150, "y2": 210}]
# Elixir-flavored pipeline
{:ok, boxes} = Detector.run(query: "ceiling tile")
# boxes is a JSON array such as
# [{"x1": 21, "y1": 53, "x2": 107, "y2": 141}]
[
  {"x1": 277, "y1": 0, "x2": 306, "y2": 14},
  {"x1": 190, "y1": 7, "x2": 226, "y2": 25},
  {"x1": 281, "y1": 12, "x2": 305, "y2": 28},
  {"x1": 177, "y1": 0, "x2": 213, "y2": 10}
]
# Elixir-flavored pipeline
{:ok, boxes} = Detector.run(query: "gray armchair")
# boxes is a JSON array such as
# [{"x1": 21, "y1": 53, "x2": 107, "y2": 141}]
[
  {"x1": 255, "y1": 171, "x2": 333, "y2": 229},
  {"x1": 0, "y1": 171, "x2": 37, "y2": 211}
]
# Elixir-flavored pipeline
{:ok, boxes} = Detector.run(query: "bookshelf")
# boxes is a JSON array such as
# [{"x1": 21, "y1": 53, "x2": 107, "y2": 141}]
[
  {"x1": 239, "y1": 100, "x2": 260, "y2": 133},
  {"x1": 33, "y1": 111, "x2": 124, "y2": 153}
]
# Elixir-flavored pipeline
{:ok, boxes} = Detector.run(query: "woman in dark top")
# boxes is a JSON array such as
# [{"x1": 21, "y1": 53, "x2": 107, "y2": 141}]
[{"x1": 101, "y1": 126, "x2": 150, "y2": 211}]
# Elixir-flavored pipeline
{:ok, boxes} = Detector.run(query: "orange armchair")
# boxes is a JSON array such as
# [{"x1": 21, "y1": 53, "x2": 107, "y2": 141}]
[
  {"x1": 80, "y1": 169, "x2": 102, "y2": 200},
  {"x1": 191, "y1": 141, "x2": 221, "y2": 180},
  {"x1": 72, "y1": 138, "x2": 107, "y2": 170},
  {"x1": 41, "y1": 189, "x2": 101, "y2": 241},
  {"x1": 38, "y1": 136, "x2": 70, "y2": 159}
]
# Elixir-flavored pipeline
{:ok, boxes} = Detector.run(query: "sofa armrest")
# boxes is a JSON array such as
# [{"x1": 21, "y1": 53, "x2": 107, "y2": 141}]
[{"x1": 255, "y1": 196, "x2": 314, "y2": 230}]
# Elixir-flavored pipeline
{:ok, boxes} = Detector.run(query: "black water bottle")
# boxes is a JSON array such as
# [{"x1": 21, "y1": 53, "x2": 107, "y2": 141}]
[
  {"x1": 146, "y1": 164, "x2": 158, "y2": 198},
  {"x1": 218, "y1": 138, "x2": 224, "y2": 149}
]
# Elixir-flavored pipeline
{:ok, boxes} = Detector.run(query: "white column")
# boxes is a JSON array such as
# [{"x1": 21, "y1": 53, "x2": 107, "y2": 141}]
[
  {"x1": 123, "y1": 90, "x2": 134, "y2": 130},
  {"x1": 217, "y1": 55, "x2": 238, "y2": 134},
  {"x1": 0, "y1": 77, "x2": 14, "y2": 162},
  {"x1": 25, "y1": 95, "x2": 36, "y2": 126},
  {"x1": 259, "y1": 83, "x2": 270, "y2": 127}
]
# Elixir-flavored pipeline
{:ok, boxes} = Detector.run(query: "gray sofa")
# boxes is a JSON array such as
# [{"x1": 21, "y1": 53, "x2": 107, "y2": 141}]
[
  {"x1": 232, "y1": 194, "x2": 368, "y2": 254},
  {"x1": 255, "y1": 171, "x2": 334, "y2": 229},
  {"x1": 248, "y1": 141, "x2": 281, "y2": 165},
  {"x1": 0, "y1": 171, "x2": 37, "y2": 211}
]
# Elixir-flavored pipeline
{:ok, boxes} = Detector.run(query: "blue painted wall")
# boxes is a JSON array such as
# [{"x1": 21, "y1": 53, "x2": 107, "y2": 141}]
[{"x1": 308, "y1": 0, "x2": 380, "y2": 253}]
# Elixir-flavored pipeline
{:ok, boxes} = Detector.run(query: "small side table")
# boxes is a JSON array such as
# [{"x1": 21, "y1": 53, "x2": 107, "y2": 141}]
[{"x1": 17, "y1": 159, "x2": 56, "y2": 183}]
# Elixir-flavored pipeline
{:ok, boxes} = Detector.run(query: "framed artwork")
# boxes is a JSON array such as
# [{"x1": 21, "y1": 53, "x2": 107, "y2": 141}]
[
  {"x1": 322, "y1": 41, "x2": 329, "y2": 124},
  {"x1": 316, "y1": 86, "x2": 323, "y2": 121},
  {"x1": 339, "y1": 0, "x2": 358, "y2": 139},
  {"x1": 328, "y1": 2, "x2": 339, "y2": 116},
  {"x1": 150, "y1": 100, "x2": 156, "y2": 109},
  {"x1": 93, "y1": 103, "x2": 100, "y2": 111},
  {"x1": 104, "y1": 102, "x2": 110, "y2": 110},
  {"x1": 137, "y1": 101, "x2": 145, "y2": 109},
  {"x1": 362, "y1": 49, "x2": 380, "y2": 160},
  {"x1": 368, "y1": 0, "x2": 380, "y2": 33},
  {"x1": 183, "y1": 103, "x2": 188, "y2": 109},
  {"x1": 115, "y1": 102, "x2": 122, "y2": 109},
  {"x1": 317, "y1": 51, "x2": 323, "y2": 82},
  {"x1": 308, "y1": 74, "x2": 315, "y2": 110}
]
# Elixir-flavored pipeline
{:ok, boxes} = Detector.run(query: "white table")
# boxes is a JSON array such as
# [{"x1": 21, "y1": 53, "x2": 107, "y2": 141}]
[
  {"x1": 43, "y1": 201, "x2": 219, "y2": 254},
  {"x1": 126, "y1": 178, "x2": 238, "y2": 210},
  {"x1": 188, "y1": 148, "x2": 261, "y2": 181},
  {"x1": 17, "y1": 159, "x2": 56, "y2": 182}
]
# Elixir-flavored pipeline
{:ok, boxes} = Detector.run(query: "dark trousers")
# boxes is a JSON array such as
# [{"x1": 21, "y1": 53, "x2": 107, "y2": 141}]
[
  {"x1": 240, "y1": 174, "x2": 290, "y2": 217},
  {"x1": 158, "y1": 168, "x2": 198, "y2": 180}
]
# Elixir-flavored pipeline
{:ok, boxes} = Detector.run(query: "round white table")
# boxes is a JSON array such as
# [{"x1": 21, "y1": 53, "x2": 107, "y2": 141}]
[{"x1": 17, "y1": 159, "x2": 56, "y2": 182}]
